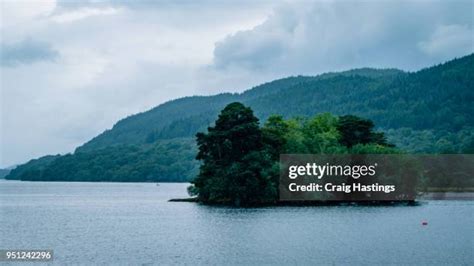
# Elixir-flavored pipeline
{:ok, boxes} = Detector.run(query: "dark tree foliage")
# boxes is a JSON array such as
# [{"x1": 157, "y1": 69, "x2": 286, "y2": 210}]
[
  {"x1": 262, "y1": 115, "x2": 289, "y2": 160},
  {"x1": 337, "y1": 115, "x2": 392, "y2": 148},
  {"x1": 191, "y1": 103, "x2": 277, "y2": 206}
]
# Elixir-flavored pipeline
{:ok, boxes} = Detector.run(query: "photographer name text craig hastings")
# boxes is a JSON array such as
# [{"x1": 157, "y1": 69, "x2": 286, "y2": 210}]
[{"x1": 288, "y1": 182, "x2": 396, "y2": 194}]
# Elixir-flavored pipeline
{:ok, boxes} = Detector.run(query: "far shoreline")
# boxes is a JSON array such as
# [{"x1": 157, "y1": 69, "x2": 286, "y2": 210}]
[{"x1": 169, "y1": 192, "x2": 474, "y2": 206}]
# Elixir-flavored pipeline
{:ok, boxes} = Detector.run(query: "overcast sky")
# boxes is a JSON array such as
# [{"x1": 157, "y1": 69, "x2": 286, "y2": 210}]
[{"x1": 1, "y1": 0, "x2": 473, "y2": 167}]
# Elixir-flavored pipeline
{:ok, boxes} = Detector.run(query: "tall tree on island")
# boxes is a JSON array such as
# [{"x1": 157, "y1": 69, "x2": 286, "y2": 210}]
[
  {"x1": 189, "y1": 102, "x2": 277, "y2": 206},
  {"x1": 337, "y1": 115, "x2": 393, "y2": 148}
]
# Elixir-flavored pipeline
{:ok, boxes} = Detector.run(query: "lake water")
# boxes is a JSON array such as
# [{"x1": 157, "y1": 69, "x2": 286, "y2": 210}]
[{"x1": 1, "y1": 180, "x2": 472, "y2": 265}]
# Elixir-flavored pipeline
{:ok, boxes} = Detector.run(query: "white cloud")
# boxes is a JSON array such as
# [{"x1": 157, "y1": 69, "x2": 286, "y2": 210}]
[
  {"x1": 50, "y1": 7, "x2": 122, "y2": 23},
  {"x1": 0, "y1": 0, "x2": 56, "y2": 28},
  {"x1": 419, "y1": 24, "x2": 473, "y2": 58}
]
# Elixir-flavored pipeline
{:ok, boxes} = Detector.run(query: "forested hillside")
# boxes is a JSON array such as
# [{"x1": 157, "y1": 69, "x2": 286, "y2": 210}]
[
  {"x1": 77, "y1": 68, "x2": 403, "y2": 151},
  {"x1": 6, "y1": 54, "x2": 473, "y2": 182},
  {"x1": 7, "y1": 139, "x2": 196, "y2": 182}
]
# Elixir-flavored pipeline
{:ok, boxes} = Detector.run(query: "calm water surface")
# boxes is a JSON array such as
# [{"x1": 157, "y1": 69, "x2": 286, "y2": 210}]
[{"x1": 0, "y1": 181, "x2": 472, "y2": 265}]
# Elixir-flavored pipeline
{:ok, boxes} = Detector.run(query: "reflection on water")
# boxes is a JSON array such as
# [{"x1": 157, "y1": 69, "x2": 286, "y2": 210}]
[{"x1": 0, "y1": 181, "x2": 472, "y2": 265}]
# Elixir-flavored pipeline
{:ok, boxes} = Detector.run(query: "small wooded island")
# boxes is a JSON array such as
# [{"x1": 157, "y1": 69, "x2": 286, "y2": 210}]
[{"x1": 185, "y1": 102, "x2": 401, "y2": 206}]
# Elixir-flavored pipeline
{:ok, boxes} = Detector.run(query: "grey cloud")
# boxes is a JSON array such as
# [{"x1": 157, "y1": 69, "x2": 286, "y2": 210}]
[
  {"x1": 56, "y1": 0, "x2": 270, "y2": 10},
  {"x1": 418, "y1": 24, "x2": 473, "y2": 58},
  {"x1": 1, "y1": 39, "x2": 59, "y2": 67},
  {"x1": 212, "y1": 1, "x2": 474, "y2": 74}
]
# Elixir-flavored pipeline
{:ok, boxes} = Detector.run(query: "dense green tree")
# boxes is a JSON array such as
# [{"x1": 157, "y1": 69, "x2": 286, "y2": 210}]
[
  {"x1": 262, "y1": 115, "x2": 289, "y2": 160},
  {"x1": 190, "y1": 103, "x2": 277, "y2": 206},
  {"x1": 337, "y1": 115, "x2": 392, "y2": 148},
  {"x1": 301, "y1": 113, "x2": 342, "y2": 153}
]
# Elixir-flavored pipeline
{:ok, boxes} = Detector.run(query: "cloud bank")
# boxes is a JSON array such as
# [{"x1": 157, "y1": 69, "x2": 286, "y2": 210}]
[{"x1": 212, "y1": 1, "x2": 473, "y2": 76}]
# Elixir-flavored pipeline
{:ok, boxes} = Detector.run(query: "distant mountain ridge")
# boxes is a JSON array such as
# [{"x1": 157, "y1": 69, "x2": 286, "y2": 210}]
[
  {"x1": 77, "y1": 68, "x2": 405, "y2": 151},
  {"x1": 7, "y1": 54, "x2": 474, "y2": 182}
]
